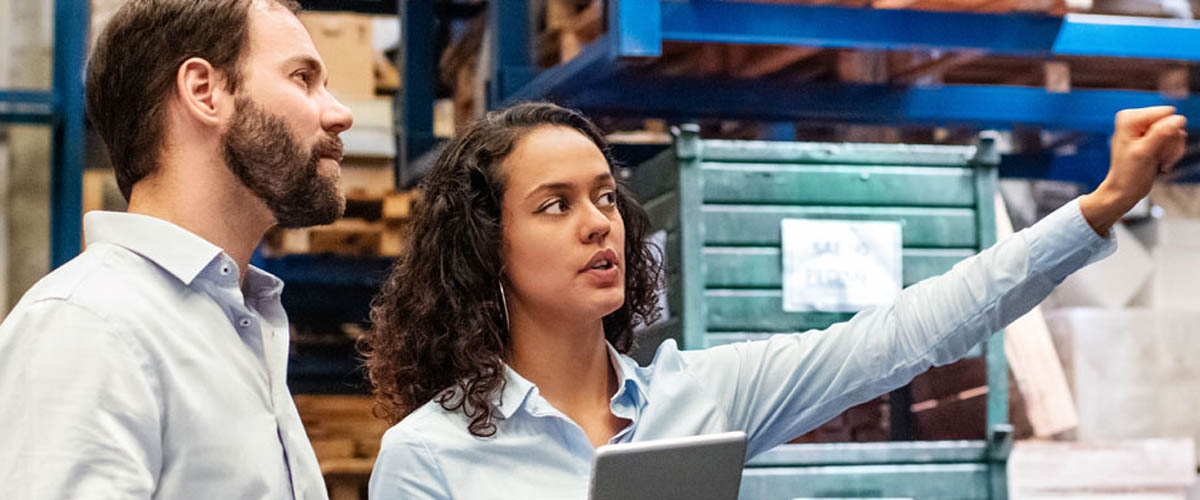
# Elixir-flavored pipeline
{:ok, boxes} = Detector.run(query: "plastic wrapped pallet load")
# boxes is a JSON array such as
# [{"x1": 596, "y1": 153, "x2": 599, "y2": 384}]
[
  {"x1": 1045, "y1": 308, "x2": 1200, "y2": 457},
  {"x1": 1009, "y1": 438, "x2": 1196, "y2": 499}
]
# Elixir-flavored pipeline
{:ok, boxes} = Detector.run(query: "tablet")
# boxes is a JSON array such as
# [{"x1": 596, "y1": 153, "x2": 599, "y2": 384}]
[{"x1": 588, "y1": 431, "x2": 748, "y2": 500}]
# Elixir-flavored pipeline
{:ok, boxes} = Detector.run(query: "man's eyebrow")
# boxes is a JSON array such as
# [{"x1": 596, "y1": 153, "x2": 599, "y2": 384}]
[{"x1": 282, "y1": 55, "x2": 323, "y2": 73}]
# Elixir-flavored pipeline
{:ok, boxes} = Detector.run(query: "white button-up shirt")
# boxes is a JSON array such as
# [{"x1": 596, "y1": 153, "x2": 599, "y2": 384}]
[
  {"x1": 0, "y1": 212, "x2": 327, "y2": 499},
  {"x1": 369, "y1": 198, "x2": 1115, "y2": 500}
]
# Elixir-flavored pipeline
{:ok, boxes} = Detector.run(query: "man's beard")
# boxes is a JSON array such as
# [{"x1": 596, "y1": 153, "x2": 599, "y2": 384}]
[{"x1": 222, "y1": 95, "x2": 345, "y2": 228}]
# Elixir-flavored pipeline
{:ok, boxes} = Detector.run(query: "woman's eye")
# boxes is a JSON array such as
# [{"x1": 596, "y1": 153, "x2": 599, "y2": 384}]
[
  {"x1": 541, "y1": 199, "x2": 568, "y2": 214},
  {"x1": 597, "y1": 191, "x2": 616, "y2": 207}
]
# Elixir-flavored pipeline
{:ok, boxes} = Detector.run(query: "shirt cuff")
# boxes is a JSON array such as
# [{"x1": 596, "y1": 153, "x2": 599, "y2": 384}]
[{"x1": 1025, "y1": 197, "x2": 1118, "y2": 280}]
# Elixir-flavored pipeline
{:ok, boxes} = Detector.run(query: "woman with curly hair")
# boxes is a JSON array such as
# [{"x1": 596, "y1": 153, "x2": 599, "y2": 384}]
[{"x1": 363, "y1": 102, "x2": 1185, "y2": 499}]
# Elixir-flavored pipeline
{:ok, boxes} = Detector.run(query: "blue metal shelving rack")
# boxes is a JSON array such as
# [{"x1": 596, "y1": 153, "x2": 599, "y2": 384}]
[
  {"x1": 400, "y1": 0, "x2": 1200, "y2": 189},
  {"x1": 23, "y1": 0, "x2": 1200, "y2": 274},
  {"x1": 0, "y1": 0, "x2": 89, "y2": 269}
]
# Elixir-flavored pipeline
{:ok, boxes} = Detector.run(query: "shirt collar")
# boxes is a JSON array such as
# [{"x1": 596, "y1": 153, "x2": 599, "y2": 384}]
[
  {"x1": 85, "y1": 211, "x2": 223, "y2": 287},
  {"x1": 606, "y1": 342, "x2": 649, "y2": 409},
  {"x1": 494, "y1": 342, "x2": 649, "y2": 420},
  {"x1": 244, "y1": 265, "x2": 285, "y2": 299},
  {"x1": 494, "y1": 363, "x2": 537, "y2": 419}
]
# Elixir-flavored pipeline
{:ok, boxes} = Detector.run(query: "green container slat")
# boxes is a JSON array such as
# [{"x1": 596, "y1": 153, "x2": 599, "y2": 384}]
[
  {"x1": 705, "y1": 290, "x2": 855, "y2": 332},
  {"x1": 703, "y1": 206, "x2": 978, "y2": 248},
  {"x1": 704, "y1": 247, "x2": 974, "y2": 288},
  {"x1": 738, "y1": 464, "x2": 990, "y2": 500},
  {"x1": 747, "y1": 441, "x2": 989, "y2": 467},
  {"x1": 700, "y1": 140, "x2": 977, "y2": 166},
  {"x1": 702, "y1": 163, "x2": 975, "y2": 207}
]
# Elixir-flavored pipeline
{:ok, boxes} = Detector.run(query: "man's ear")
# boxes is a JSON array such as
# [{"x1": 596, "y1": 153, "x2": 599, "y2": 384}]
[{"x1": 175, "y1": 57, "x2": 227, "y2": 127}]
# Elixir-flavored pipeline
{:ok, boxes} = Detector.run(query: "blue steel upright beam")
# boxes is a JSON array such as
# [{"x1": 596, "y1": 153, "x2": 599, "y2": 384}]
[
  {"x1": 488, "y1": 0, "x2": 536, "y2": 107},
  {"x1": 399, "y1": 0, "x2": 435, "y2": 187},
  {"x1": 51, "y1": 0, "x2": 89, "y2": 267}
]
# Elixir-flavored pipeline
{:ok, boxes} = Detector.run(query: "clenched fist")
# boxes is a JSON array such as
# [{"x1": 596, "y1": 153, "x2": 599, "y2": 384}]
[{"x1": 1079, "y1": 106, "x2": 1188, "y2": 236}]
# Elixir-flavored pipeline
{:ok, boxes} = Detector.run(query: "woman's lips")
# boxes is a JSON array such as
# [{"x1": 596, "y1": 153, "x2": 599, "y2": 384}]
[{"x1": 581, "y1": 264, "x2": 620, "y2": 287}]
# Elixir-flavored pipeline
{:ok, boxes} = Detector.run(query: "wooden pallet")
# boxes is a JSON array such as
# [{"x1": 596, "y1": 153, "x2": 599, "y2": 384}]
[
  {"x1": 538, "y1": 0, "x2": 604, "y2": 67},
  {"x1": 294, "y1": 395, "x2": 390, "y2": 500},
  {"x1": 262, "y1": 191, "x2": 416, "y2": 257}
]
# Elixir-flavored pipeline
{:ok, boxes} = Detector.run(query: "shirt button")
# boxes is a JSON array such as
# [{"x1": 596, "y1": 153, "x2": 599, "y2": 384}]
[{"x1": 238, "y1": 318, "x2": 252, "y2": 328}]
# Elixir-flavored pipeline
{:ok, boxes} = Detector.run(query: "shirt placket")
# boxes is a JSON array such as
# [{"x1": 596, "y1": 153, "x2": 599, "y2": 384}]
[
  {"x1": 211, "y1": 260, "x2": 299, "y2": 499},
  {"x1": 250, "y1": 292, "x2": 309, "y2": 499},
  {"x1": 525, "y1": 393, "x2": 596, "y2": 476}
]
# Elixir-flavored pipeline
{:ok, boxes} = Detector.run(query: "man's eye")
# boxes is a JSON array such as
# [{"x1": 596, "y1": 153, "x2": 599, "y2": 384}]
[{"x1": 294, "y1": 71, "x2": 311, "y2": 86}]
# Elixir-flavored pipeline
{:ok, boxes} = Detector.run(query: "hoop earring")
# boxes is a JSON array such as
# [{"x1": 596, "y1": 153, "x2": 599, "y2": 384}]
[{"x1": 498, "y1": 280, "x2": 511, "y2": 333}]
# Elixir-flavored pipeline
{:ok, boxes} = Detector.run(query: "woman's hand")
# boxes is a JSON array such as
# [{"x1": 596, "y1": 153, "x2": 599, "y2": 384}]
[{"x1": 1079, "y1": 106, "x2": 1188, "y2": 236}]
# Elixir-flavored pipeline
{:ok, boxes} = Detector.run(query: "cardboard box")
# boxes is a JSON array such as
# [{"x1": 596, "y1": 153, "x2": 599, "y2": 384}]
[
  {"x1": 298, "y1": 12, "x2": 375, "y2": 100},
  {"x1": 1150, "y1": 248, "x2": 1200, "y2": 309}
]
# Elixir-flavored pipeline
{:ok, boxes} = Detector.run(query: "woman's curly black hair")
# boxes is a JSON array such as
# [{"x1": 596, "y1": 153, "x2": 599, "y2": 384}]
[{"x1": 362, "y1": 102, "x2": 663, "y2": 437}]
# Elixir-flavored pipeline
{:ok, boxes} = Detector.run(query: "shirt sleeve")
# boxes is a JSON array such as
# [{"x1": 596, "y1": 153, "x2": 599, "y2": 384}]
[
  {"x1": 680, "y1": 197, "x2": 1115, "y2": 458},
  {"x1": 0, "y1": 299, "x2": 161, "y2": 499},
  {"x1": 369, "y1": 429, "x2": 453, "y2": 500}
]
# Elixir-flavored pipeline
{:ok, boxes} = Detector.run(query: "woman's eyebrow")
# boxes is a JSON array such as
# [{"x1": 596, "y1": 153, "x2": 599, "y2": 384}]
[{"x1": 525, "y1": 182, "x2": 573, "y2": 201}]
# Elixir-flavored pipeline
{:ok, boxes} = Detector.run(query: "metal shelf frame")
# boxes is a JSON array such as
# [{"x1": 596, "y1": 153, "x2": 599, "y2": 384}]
[
  {"x1": 20, "y1": 0, "x2": 1200, "y2": 269},
  {"x1": 496, "y1": 0, "x2": 1200, "y2": 112},
  {"x1": 395, "y1": 0, "x2": 1200, "y2": 188},
  {"x1": 0, "y1": 0, "x2": 89, "y2": 269}
]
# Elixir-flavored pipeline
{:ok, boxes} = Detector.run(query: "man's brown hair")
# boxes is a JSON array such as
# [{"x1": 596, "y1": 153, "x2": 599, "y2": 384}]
[{"x1": 86, "y1": 0, "x2": 301, "y2": 200}]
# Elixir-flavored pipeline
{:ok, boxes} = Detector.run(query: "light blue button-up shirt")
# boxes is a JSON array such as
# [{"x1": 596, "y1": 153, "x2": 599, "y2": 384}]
[
  {"x1": 369, "y1": 198, "x2": 1114, "y2": 500},
  {"x1": 0, "y1": 212, "x2": 327, "y2": 499}
]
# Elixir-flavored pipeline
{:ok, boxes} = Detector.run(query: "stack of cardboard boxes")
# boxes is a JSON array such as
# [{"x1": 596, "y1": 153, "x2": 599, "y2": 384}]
[{"x1": 1043, "y1": 185, "x2": 1200, "y2": 461}]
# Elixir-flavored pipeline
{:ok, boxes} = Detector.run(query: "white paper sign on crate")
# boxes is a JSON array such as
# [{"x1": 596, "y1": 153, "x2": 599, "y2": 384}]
[{"x1": 781, "y1": 219, "x2": 903, "y2": 313}]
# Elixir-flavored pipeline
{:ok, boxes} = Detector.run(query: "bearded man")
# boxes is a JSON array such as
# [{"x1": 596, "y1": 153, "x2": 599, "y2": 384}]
[{"x1": 0, "y1": 0, "x2": 353, "y2": 498}]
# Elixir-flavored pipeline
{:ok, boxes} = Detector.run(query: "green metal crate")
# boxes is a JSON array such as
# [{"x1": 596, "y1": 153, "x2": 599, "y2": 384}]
[{"x1": 629, "y1": 125, "x2": 1010, "y2": 500}]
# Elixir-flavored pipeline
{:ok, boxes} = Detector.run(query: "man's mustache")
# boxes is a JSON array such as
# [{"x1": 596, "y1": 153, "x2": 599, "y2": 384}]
[{"x1": 314, "y1": 135, "x2": 344, "y2": 163}]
